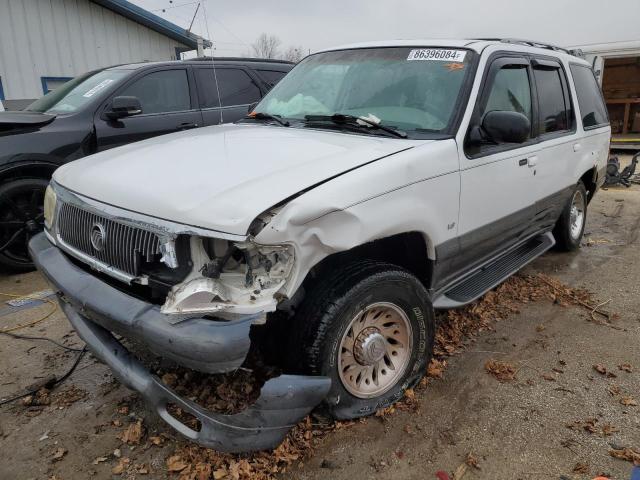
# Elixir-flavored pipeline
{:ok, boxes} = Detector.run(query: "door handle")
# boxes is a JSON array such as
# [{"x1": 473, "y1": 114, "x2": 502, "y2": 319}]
[
  {"x1": 573, "y1": 143, "x2": 582, "y2": 152},
  {"x1": 178, "y1": 122, "x2": 198, "y2": 130},
  {"x1": 527, "y1": 156, "x2": 538, "y2": 167}
]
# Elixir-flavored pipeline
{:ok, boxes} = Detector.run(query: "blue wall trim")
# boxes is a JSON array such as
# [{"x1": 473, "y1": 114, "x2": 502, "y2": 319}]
[
  {"x1": 90, "y1": 0, "x2": 210, "y2": 50},
  {"x1": 41, "y1": 77, "x2": 73, "y2": 94},
  {"x1": 0, "y1": 77, "x2": 4, "y2": 101}
]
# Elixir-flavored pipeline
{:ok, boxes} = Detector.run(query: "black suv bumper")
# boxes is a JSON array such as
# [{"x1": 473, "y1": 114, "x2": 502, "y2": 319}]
[{"x1": 29, "y1": 233, "x2": 330, "y2": 452}]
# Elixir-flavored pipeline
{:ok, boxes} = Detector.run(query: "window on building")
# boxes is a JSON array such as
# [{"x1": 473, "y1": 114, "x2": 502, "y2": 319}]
[
  {"x1": 570, "y1": 64, "x2": 609, "y2": 129},
  {"x1": 41, "y1": 77, "x2": 73, "y2": 94},
  {"x1": 533, "y1": 65, "x2": 573, "y2": 134},
  {"x1": 195, "y1": 68, "x2": 261, "y2": 108},
  {"x1": 120, "y1": 69, "x2": 191, "y2": 114}
]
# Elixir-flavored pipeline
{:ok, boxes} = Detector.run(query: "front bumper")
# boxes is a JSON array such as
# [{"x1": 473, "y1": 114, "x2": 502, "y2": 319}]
[{"x1": 29, "y1": 233, "x2": 331, "y2": 452}]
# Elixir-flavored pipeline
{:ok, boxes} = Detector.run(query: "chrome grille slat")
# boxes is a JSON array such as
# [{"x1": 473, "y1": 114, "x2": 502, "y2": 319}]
[{"x1": 57, "y1": 203, "x2": 161, "y2": 277}]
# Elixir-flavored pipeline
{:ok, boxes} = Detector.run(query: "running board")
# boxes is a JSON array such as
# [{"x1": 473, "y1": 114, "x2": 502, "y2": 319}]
[{"x1": 432, "y1": 232, "x2": 555, "y2": 309}]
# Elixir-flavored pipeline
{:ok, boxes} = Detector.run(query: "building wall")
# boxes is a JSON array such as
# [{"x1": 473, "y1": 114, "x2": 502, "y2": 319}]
[{"x1": 0, "y1": 0, "x2": 191, "y2": 103}]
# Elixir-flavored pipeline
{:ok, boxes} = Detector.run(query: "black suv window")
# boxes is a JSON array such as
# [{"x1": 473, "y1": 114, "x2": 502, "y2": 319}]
[
  {"x1": 256, "y1": 70, "x2": 287, "y2": 88},
  {"x1": 533, "y1": 63, "x2": 573, "y2": 134},
  {"x1": 569, "y1": 64, "x2": 609, "y2": 129},
  {"x1": 195, "y1": 68, "x2": 261, "y2": 108},
  {"x1": 120, "y1": 69, "x2": 191, "y2": 115},
  {"x1": 482, "y1": 66, "x2": 532, "y2": 122}
]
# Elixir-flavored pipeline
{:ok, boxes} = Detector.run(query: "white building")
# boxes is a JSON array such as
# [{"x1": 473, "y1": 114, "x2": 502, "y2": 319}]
[{"x1": 0, "y1": 0, "x2": 210, "y2": 109}]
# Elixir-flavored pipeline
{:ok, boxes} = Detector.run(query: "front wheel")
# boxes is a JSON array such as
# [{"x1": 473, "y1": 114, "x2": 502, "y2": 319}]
[
  {"x1": 289, "y1": 261, "x2": 435, "y2": 420},
  {"x1": 553, "y1": 181, "x2": 587, "y2": 251},
  {"x1": 0, "y1": 178, "x2": 49, "y2": 273}
]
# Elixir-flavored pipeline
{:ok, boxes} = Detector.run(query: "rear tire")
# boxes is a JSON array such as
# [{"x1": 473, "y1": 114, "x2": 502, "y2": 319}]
[
  {"x1": 0, "y1": 178, "x2": 49, "y2": 273},
  {"x1": 289, "y1": 261, "x2": 434, "y2": 420},
  {"x1": 553, "y1": 181, "x2": 587, "y2": 252}
]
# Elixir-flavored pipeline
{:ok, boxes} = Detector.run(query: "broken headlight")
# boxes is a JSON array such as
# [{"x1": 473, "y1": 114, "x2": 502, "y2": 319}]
[{"x1": 161, "y1": 238, "x2": 295, "y2": 316}]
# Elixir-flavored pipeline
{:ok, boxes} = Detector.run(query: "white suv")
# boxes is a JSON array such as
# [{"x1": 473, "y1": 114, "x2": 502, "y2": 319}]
[{"x1": 31, "y1": 39, "x2": 610, "y2": 452}]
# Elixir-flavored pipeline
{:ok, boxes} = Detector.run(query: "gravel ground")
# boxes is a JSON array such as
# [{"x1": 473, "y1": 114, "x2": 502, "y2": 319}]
[{"x1": 0, "y1": 160, "x2": 638, "y2": 480}]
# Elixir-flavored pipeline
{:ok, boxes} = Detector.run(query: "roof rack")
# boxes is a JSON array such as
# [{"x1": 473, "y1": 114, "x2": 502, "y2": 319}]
[
  {"x1": 471, "y1": 38, "x2": 585, "y2": 58},
  {"x1": 189, "y1": 57, "x2": 294, "y2": 64}
]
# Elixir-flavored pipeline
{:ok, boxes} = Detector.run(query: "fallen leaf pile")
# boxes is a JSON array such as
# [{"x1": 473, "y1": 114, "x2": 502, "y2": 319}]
[
  {"x1": 565, "y1": 418, "x2": 619, "y2": 437},
  {"x1": 51, "y1": 385, "x2": 88, "y2": 408},
  {"x1": 119, "y1": 419, "x2": 145, "y2": 445},
  {"x1": 484, "y1": 360, "x2": 517, "y2": 382}
]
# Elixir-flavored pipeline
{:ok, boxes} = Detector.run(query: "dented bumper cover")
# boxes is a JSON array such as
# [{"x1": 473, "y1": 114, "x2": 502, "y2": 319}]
[{"x1": 29, "y1": 233, "x2": 331, "y2": 452}]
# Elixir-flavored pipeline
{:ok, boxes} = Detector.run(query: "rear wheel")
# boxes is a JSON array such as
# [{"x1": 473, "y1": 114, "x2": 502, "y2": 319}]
[
  {"x1": 289, "y1": 261, "x2": 434, "y2": 419},
  {"x1": 0, "y1": 178, "x2": 48, "y2": 273},
  {"x1": 553, "y1": 181, "x2": 587, "y2": 251}
]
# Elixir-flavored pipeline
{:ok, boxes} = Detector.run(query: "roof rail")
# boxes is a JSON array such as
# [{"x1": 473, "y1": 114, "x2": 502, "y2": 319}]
[
  {"x1": 189, "y1": 56, "x2": 295, "y2": 64},
  {"x1": 471, "y1": 38, "x2": 585, "y2": 58}
]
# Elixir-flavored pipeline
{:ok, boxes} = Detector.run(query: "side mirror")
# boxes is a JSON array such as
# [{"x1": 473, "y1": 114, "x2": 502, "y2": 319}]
[
  {"x1": 481, "y1": 111, "x2": 530, "y2": 144},
  {"x1": 106, "y1": 96, "x2": 142, "y2": 119}
]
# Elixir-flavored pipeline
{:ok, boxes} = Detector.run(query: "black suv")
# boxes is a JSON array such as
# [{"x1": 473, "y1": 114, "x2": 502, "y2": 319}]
[{"x1": 0, "y1": 58, "x2": 293, "y2": 271}]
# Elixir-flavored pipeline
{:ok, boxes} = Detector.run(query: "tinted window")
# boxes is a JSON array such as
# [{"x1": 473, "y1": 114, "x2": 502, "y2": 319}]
[
  {"x1": 483, "y1": 66, "x2": 532, "y2": 122},
  {"x1": 570, "y1": 64, "x2": 608, "y2": 128},
  {"x1": 120, "y1": 69, "x2": 190, "y2": 114},
  {"x1": 196, "y1": 68, "x2": 261, "y2": 108},
  {"x1": 534, "y1": 67, "x2": 572, "y2": 134},
  {"x1": 257, "y1": 70, "x2": 287, "y2": 88}
]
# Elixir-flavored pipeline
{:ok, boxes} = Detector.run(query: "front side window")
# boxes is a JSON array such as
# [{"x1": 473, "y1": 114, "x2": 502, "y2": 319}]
[
  {"x1": 255, "y1": 47, "x2": 474, "y2": 136},
  {"x1": 534, "y1": 66, "x2": 573, "y2": 134},
  {"x1": 26, "y1": 69, "x2": 129, "y2": 114},
  {"x1": 570, "y1": 64, "x2": 609, "y2": 129},
  {"x1": 482, "y1": 66, "x2": 532, "y2": 122},
  {"x1": 119, "y1": 69, "x2": 191, "y2": 115}
]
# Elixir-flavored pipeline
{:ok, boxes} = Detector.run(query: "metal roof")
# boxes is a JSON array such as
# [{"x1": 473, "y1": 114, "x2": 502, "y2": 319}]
[{"x1": 90, "y1": 0, "x2": 211, "y2": 50}]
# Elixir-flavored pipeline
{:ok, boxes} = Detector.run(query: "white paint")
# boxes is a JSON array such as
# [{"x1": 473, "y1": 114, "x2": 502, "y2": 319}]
[{"x1": 0, "y1": 0, "x2": 191, "y2": 101}]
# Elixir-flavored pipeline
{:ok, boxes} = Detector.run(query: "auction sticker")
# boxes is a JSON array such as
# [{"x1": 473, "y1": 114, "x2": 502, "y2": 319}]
[{"x1": 407, "y1": 49, "x2": 466, "y2": 62}]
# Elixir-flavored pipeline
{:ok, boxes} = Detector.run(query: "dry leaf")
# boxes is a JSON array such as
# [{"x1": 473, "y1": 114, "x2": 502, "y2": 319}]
[
  {"x1": 93, "y1": 456, "x2": 108, "y2": 464},
  {"x1": 620, "y1": 396, "x2": 638, "y2": 407},
  {"x1": 452, "y1": 462, "x2": 468, "y2": 480},
  {"x1": 112, "y1": 457, "x2": 130, "y2": 475},
  {"x1": 619, "y1": 363, "x2": 633, "y2": 373},
  {"x1": 120, "y1": 420, "x2": 144, "y2": 445},
  {"x1": 609, "y1": 447, "x2": 640, "y2": 464},
  {"x1": 484, "y1": 360, "x2": 516, "y2": 382},
  {"x1": 601, "y1": 424, "x2": 618, "y2": 436},
  {"x1": 149, "y1": 435, "x2": 165, "y2": 446},
  {"x1": 465, "y1": 452, "x2": 480, "y2": 469},
  {"x1": 427, "y1": 359, "x2": 445, "y2": 378},
  {"x1": 51, "y1": 448, "x2": 67, "y2": 462},
  {"x1": 167, "y1": 455, "x2": 188, "y2": 473},
  {"x1": 573, "y1": 462, "x2": 589, "y2": 474},
  {"x1": 541, "y1": 373, "x2": 556, "y2": 382}
]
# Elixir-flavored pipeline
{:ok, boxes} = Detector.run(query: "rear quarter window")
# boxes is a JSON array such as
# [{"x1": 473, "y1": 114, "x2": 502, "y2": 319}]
[
  {"x1": 570, "y1": 64, "x2": 609, "y2": 129},
  {"x1": 256, "y1": 70, "x2": 288, "y2": 88}
]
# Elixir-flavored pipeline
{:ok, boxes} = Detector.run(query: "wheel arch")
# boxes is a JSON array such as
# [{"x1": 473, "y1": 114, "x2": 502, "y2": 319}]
[
  {"x1": 0, "y1": 159, "x2": 59, "y2": 184},
  {"x1": 579, "y1": 166, "x2": 598, "y2": 204}
]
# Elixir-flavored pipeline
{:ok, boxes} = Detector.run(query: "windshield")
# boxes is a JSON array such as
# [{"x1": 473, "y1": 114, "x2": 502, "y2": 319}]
[
  {"x1": 26, "y1": 69, "x2": 129, "y2": 114},
  {"x1": 254, "y1": 47, "x2": 473, "y2": 136}
]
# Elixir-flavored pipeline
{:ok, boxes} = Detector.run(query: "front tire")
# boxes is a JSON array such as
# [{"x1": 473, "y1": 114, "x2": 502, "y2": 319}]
[
  {"x1": 289, "y1": 261, "x2": 435, "y2": 420},
  {"x1": 0, "y1": 178, "x2": 48, "y2": 273},
  {"x1": 553, "y1": 181, "x2": 587, "y2": 251}
]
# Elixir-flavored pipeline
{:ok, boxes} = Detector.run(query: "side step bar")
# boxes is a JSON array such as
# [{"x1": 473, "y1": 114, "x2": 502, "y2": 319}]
[{"x1": 433, "y1": 232, "x2": 555, "y2": 309}]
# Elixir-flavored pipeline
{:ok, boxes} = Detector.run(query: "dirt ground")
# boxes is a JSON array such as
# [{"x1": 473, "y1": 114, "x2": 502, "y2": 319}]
[{"x1": 1, "y1": 158, "x2": 639, "y2": 480}]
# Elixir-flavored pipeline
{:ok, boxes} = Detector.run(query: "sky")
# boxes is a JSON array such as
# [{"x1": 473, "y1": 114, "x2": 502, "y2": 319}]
[{"x1": 130, "y1": 0, "x2": 640, "y2": 57}]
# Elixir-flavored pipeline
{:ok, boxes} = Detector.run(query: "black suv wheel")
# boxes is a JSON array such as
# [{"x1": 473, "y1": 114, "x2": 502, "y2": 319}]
[
  {"x1": 289, "y1": 261, "x2": 434, "y2": 419},
  {"x1": 0, "y1": 178, "x2": 48, "y2": 273}
]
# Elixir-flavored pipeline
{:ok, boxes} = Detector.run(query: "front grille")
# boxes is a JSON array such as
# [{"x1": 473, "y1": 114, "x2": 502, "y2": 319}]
[{"x1": 57, "y1": 202, "x2": 161, "y2": 277}]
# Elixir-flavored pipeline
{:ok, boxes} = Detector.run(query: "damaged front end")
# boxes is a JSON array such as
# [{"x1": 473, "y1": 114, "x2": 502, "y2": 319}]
[{"x1": 32, "y1": 186, "x2": 329, "y2": 452}]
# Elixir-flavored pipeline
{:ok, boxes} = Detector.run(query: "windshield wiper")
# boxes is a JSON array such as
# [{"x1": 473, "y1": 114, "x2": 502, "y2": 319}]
[
  {"x1": 244, "y1": 112, "x2": 290, "y2": 127},
  {"x1": 304, "y1": 113, "x2": 407, "y2": 138}
]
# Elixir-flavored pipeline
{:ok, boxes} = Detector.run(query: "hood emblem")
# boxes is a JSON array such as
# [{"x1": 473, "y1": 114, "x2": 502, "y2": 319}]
[{"x1": 90, "y1": 222, "x2": 107, "y2": 252}]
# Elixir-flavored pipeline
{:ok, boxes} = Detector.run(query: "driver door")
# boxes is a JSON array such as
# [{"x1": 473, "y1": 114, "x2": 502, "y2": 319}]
[
  {"x1": 94, "y1": 67, "x2": 202, "y2": 151},
  {"x1": 454, "y1": 55, "x2": 539, "y2": 274}
]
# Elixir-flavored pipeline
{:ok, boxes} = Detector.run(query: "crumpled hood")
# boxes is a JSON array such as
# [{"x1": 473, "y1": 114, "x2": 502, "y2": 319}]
[{"x1": 54, "y1": 124, "x2": 416, "y2": 235}]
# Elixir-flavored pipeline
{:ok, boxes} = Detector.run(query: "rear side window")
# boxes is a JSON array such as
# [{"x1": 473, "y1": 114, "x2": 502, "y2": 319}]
[
  {"x1": 533, "y1": 65, "x2": 573, "y2": 134},
  {"x1": 119, "y1": 69, "x2": 191, "y2": 114},
  {"x1": 256, "y1": 70, "x2": 287, "y2": 88},
  {"x1": 569, "y1": 64, "x2": 609, "y2": 129},
  {"x1": 195, "y1": 68, "x2": 261, "y2": 108}
]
